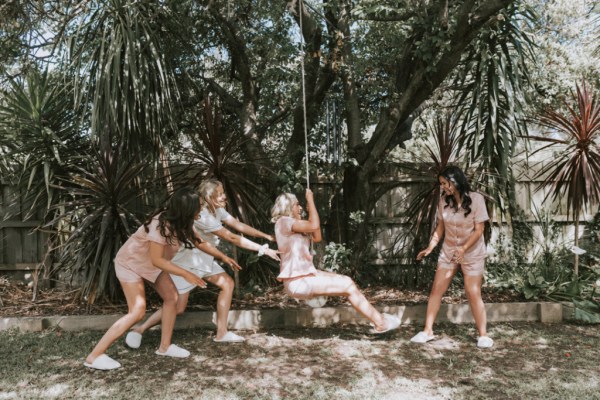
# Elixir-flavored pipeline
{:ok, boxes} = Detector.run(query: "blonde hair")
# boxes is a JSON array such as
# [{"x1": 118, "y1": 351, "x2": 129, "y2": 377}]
[
  {"x1": 198, "y1": 179, "x2": 223, "y2": 214},
  {"x1": 271, "y1": 193, "x2": 298, "y2": 223}
]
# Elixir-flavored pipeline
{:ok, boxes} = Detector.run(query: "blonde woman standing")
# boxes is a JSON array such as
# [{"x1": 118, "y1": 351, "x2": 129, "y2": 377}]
[{"x1": 125, "y1": 179, "x2": 279, "y2": 345}]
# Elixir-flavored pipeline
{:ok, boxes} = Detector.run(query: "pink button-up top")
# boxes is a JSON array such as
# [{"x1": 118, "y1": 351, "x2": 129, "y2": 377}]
[
  {"x1": 438, "y1": 192, "x2": 489, "y2": 263},
  {"x1": 275, "y1": 216, "x2": 318, "y2": 280}
]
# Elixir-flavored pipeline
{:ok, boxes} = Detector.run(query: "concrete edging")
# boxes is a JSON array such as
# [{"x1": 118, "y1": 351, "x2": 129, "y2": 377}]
[{"x1": 0, "y1": 302, "x2": 565, "y2": 332}]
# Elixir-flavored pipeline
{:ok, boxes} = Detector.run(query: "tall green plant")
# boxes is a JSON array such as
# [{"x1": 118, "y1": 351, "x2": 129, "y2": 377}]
[
  {"x1": 49, "y1": 148, "x2": 150, "y2": 302},
  {"x1": 529, "y1": 81, "x2": 600, "y2": 275},
  {"x1": 174, "y1": 96, "x2": 278, "y2": 286},
  {"x1": 68, "y1": 0, "x2": 177, "y2": 156},
  {"x1": 454, "y1": 3, "x2": 536, "y2": 216},
  {"x1": 398, "y1": 112, "x2": 461, "y2": 254}
]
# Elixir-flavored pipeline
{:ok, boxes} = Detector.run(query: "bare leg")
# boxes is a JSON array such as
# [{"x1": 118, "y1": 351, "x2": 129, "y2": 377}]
[
  {"x1": 153, "y1": 272, "x2": 180, "y2": 353},
  {"x1": 205, "y1": 273, "x2": 234, "y2": 340},
  {"x1": 422, "y1": 268, "x2": 457, "y2": 336},
  {"x1": 464, "y1": 274, "x2": 487, "y2": 337},
  {"x1": 85, "y1": 281, "x2": 146, "y2": 364},
  {"x1": 132, "y1": 291, "x2": 190, "y2": 335},
  {"x1": 306, "y1": 271, "x2": 387, "y2": 330}
]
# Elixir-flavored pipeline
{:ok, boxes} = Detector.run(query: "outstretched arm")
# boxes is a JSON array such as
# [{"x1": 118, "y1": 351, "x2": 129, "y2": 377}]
[
  {"x1": 416, "y1": 218, "x2": 445, "y2": 261},
  {"x1": 212, "y1": 227, "x2": 280, "y2": 261},
  {"x1": 223, "y1": 216, "x2": 275, "y2": 242},
  {"x1": 194, "y1": 240, "x2": 243, "y2": 271}
]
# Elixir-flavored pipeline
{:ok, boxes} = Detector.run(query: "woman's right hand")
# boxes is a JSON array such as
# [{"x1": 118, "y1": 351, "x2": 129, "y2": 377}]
[
  {"x1": 305, "y1": 188, "x2": 314, "y2": 204},
  {"x1": 184, "y1": 271, "x2": 207, "y2": 288},
  {"x1": 416, "y1": 248, "x2": 432, "y2": 261},
  {"x1": 265, "y1": 248, "x2": 281, "y2": 261}
]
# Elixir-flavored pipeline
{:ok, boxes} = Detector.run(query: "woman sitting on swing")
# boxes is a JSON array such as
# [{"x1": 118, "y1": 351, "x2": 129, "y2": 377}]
[{"x1": 271, "y1": 188, "x2": 401, "y2": 333}]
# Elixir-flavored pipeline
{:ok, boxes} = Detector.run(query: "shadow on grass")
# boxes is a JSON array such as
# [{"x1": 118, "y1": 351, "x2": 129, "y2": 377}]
[{"x1": 0, "y1": 322, "x2": 598, "y2": 400}]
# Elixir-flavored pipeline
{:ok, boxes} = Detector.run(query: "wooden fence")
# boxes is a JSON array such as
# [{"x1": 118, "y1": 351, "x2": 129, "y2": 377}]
[
  {"x1": 1, "y1": 160, "x2": 597, "y2": 282},
  {"x1": 0, "y1": 182, "x2": 47, "y2": 278}
]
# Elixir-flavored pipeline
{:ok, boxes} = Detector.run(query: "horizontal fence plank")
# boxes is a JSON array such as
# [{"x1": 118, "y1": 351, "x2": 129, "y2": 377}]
[
  {"x1": 0, "y1": 263, "x2": 37, "y2": 271},
  {"x1": 0, "y1": 221, "x2": 41, "y2": 228}
]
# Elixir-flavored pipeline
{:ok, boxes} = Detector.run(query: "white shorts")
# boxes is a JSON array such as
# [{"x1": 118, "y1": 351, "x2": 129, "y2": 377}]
[{"x1": 170, "y1": 252, "x2": 226, "y2": 294}]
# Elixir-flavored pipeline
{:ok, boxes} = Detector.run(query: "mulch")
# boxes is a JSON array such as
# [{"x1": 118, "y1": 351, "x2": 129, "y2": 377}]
[{"x1": 0, "y1": 276, "x2": 525, "y2": 318}]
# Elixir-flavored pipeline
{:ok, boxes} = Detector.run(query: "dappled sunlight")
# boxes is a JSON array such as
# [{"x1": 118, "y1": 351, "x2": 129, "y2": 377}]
[{"x1": 1, "y1": 322, "x2": 599, "y2": 399}]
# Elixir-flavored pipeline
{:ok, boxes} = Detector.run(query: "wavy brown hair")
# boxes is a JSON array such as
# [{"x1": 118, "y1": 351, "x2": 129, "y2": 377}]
[{"x1": 144, "y1": 187, "x2": 202, "y2": 248}]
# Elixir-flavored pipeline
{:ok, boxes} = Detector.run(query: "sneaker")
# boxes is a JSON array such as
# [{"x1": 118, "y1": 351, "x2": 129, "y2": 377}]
[
  {"x1": 410, "y1": 331, "x2": 435, "y2": 344},
  {"x1": 477, "y1": 336, "x2": 494, "y2": 348}
]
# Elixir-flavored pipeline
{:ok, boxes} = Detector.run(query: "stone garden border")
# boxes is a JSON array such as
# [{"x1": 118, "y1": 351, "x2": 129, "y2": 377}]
[{"x1": 0, "y1": 302, "x2": 566, "y2": 332}]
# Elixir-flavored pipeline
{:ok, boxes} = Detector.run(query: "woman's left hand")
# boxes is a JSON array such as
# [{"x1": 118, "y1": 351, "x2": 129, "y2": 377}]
[{"x1": 453, "y1": 247, "x2": 466, "y2": 263}]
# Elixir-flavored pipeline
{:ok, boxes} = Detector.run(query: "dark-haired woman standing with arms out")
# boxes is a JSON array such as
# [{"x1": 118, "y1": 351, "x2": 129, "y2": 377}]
[
  {"x1": 411, "y1": 166, "x2": 493, "y2": 348},
  {"x1": 83, "y1": 187, "x2": 239, "y2": 370}
]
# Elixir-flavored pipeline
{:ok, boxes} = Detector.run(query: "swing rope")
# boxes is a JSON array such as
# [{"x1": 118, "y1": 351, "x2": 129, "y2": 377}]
[
  {"x1": 298, "y1": 0, "x2": 327, "y2": 309},
  {"x1": 299, "y1": 0, "x2": 310, "y2": 189}
]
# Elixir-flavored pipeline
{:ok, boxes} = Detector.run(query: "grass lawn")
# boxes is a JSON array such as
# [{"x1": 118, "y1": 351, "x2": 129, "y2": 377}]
[{"x1": 1, "y1": 321, "x2": 599, "y2": 400}]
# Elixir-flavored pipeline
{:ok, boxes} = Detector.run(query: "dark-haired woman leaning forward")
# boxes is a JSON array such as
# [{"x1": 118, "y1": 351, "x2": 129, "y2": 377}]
[{"x1": 411, "y1": 166, "x2": 493, "y2": 348}]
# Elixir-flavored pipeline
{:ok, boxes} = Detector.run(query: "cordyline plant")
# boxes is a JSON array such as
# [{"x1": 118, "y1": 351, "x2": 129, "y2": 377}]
[
  {"x1": 395, "y1": 113, "x2": 461, "y2": 260},
  {"x1": 529, "y1": 81, "x2": 600, "y2": 275}
]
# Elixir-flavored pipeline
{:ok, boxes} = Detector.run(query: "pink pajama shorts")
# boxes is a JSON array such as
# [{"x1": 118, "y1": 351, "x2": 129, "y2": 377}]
[
  {"x1": 282, "y1": 270, "x2": 354, "y2": 300},
  {"x1": 114, "y1": 262, "x2": 161, "y2": 283},
  {"x1": 437, "y1": 259, "x2": 485, "y2": 276}
]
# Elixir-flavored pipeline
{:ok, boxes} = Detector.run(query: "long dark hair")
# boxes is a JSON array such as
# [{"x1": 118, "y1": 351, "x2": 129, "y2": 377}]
[
  {"x1": 438, "y1": 166, "x2": 472, "y2": 217},
  {"x1": 144, "y1": 187, "x2": 202, "y2": 249}
]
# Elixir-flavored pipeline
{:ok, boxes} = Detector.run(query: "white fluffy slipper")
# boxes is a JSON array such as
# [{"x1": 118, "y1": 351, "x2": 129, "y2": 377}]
[
  {"x1": 410, "y1": 331, "x2": 435, "y2": 344},
  {"x1": 371, "y1": 314, "x2": 401, "y2": 334},
  {"x1": 83, "y1": 354, "x2": 121, "y2": 370},
  {"x1": 155, "y1": 344, "x2": 190, "y2": 358},
  {"x1": 477, "y1": 336, "x2": 494, "y2": 348},
  {"x1": 125, "y1": 331, "x2": 143, "y2": 349},
  {"x1": 213, "y1": 331, "x2": 246, "y2": 343}
]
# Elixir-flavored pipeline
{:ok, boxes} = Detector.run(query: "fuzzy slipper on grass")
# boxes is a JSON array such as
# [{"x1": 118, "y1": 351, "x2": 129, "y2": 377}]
[
  {"x1": 213, "y1": 331, "x2": 246, "y2": 343},
  {"x1": 155, "y1": 344, "x2": 190, "y2": 358},
  {"x1": 410, "y1": 331, "x2": 435, "y2": 344},
  {"x1": 83, "y1": 354, "x2": 121, "y2": 370},
  {"x1": 125, "y1": 331, "x2": 142, "y2": 349}
]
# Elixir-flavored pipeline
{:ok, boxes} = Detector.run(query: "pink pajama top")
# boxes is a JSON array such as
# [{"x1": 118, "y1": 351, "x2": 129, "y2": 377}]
[
  {"x1": 438, "y1": 192, "x2": 489, "y2": 264},
  {"x1": 275, "y1": 216, "x2": 318, "y2": 281},
  {"x1": 114, "y1": 216, "x2": 181, "y2": 277}
]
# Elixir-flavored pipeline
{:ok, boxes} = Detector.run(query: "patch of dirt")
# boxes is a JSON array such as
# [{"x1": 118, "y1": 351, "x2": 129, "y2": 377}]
[{"x1": 0, "y1": 276, "x2": 525, "y2": 318}]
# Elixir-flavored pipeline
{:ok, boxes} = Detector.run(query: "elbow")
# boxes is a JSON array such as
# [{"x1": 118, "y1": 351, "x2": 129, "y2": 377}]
[{"x1": 312, "y1": 236, "x2": 323, "y2": 244}]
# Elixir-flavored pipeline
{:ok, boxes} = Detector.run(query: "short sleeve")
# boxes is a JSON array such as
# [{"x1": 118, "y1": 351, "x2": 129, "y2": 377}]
[
  {"x1": 197, "y1": 209, "x2": 224, "y2": 233},
  {"x1": 277, "y1": 216, "x2": 296, "y2": 237},
  {"x1": 146, "y1": 218, "x2": 168, "y2": 245},
  {"x1": 471, "y1": 193, "x2": 489, "y2": 223},
  {"x1": 216, "y1": 208, "x2": 232, "y2": 222},
  {"x1": 437, "y1": 198, "x2": 444, "y2": 223}
]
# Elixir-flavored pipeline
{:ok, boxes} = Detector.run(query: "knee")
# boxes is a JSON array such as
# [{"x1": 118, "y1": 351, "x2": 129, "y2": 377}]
[
  {"x1": 129, "y1": 305, "x2": 147, "y2": 323},
  {"x1": 176, "y1": 305, "x2": 187, "y2": 315},
  {"x1": 220, "y1": 276, "x2": 235, "y2": 293},
  {"x1": 162, "y1": 290, "x2": 179, "y2": 306},
  {"x1": 465, "y1": 285, "x2": 482, "y2": 301},
  {"x1": 344, "y1": 277, "x2": 358, "y2": 295}
]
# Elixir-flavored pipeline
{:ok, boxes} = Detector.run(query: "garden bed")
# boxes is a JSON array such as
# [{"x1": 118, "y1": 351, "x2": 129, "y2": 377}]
[{"x1": 0, "y1": 276, "x2": 524, "y2": 318}]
